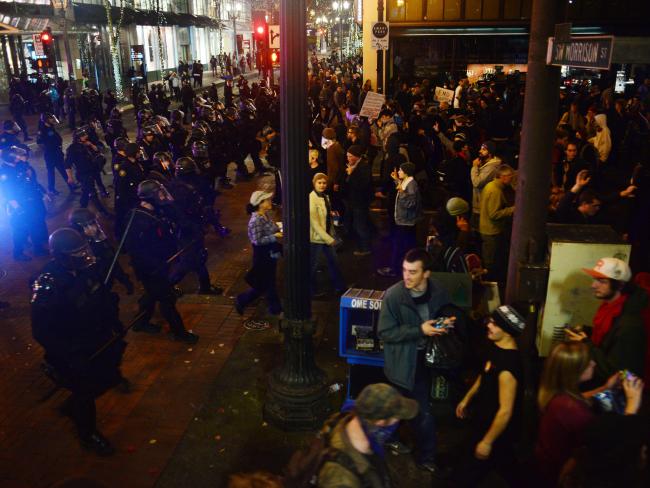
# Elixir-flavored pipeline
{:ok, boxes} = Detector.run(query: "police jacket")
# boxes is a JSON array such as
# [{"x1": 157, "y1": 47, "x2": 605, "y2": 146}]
[
  {"x1": 125, "y1": 205, "x2": 177, "y2": 277},
  {"x1": 65, "y1": 142, "x2": 96, "y2": 176},
  {"x1": 0, "y1": 132, "x2": 29, "y2": 152},
  {"x1": 30, "y1": 260, "x2": 123, "y2": 374},
  {"x1": 113, "y1": 159, "x2": 145, "y2": 210},
  {"x1": 38, "y1": 127, "x2": 64, "y2": 161},
  {"x1": 0, "y1": 161, "x2": 46, "y2": 206}
]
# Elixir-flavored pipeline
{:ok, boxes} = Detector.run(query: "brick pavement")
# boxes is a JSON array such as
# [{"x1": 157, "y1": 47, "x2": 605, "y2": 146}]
[{"x1": 0, "y1": 111, "x2": 276, "y2": 487}]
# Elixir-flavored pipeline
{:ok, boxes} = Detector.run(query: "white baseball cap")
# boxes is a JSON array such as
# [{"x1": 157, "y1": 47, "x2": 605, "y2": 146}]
[{"x1": 582, "y1": 257, "x2": 632, "y2": 282}]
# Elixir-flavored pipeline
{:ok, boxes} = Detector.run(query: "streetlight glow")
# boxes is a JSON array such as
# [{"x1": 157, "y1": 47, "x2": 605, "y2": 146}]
[{"x1": 332, "y1": 1, "x2": 339, "y2": 9}]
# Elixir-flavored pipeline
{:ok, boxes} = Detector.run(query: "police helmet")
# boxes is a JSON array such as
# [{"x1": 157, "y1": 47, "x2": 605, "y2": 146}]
[
  {"x1": 239, "y1": 98, "x2": 257, "y2": 114},
  {"x1": 40, "y1": 113, "x2": 60, "y2": 126},
  {"x1": 124, "y1": 142, "x2": 141, "y2": 159},
  {"x1": 137, "y1": 179, "x2": 174, "y2": 205},
  {"x1": 2, "y1": 146, "x2": 28, "y2": 164},
  {"x1": 191, "y1": 140, "x2": 209, "y2": 159},
  {"x1": 175, "y1": 156, "x2": 199, "y2": 176},
  {"x1": 155, "y1": 115, "x2": 171, "y2": 129},
  {"x1": 169, "y1": 110, "x2": 184, "y2": 124},
  {"x1": 72, "y1": 128, "x2": 88, "y2": 142},
  {"x1": 3, "y1": 120, "x2": 20, "y2": 134},
  {"x1": 113, "y1": 137, "x2": 130, "y2": 153},
  {"x1": 153, "y1": 151, "x2": 172, "y2": 167},
  {"x1": 48, "y1": 228, "x2": 96, "y2": 270},
  {"x1": 224, "y1": 107, "x2": 239, "y2": 120},
  {"x1": 138, "y1": 108, "x2": 153, "y2": 122},
  {"x1": 142, "y1": 125, "x2": 161, "y2": 137}
]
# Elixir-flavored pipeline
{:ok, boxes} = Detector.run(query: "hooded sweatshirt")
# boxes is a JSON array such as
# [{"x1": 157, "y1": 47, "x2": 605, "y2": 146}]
[{"x1": 588, "y1": 113, "x2": 612, "y2": 163}]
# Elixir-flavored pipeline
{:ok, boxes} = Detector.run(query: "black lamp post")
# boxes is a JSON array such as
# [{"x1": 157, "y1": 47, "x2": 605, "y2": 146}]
[{"x1": 263, "y1": 0, "x2": 331, "y2": 430}]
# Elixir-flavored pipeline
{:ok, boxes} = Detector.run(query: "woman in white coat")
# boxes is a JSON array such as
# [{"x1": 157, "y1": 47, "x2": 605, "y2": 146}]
[{"x1": 309, "y1": 173, "x2": 346, "y2": 296}]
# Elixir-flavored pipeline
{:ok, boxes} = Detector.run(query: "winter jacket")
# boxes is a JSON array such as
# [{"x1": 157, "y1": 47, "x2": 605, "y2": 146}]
[
  {"x1": 470, "y1": 157, "x2": 501, "y2": 214},
  {"x1": 309, "y1": 191, "x2": 335, "y2": 245},
  {"x1": 587, "y1": 284, "x2": 649, "y2": 381},
  {"x1": 378, "y1": 279, "x2": 450, "y2": 390},
  {"x1": 394, "y1": 177, "x2": 421, "y2": 226},
  {"x1": 326, "y1": 142, "x2": 346, "y2": 190},
  {"x1": 588, "y1": 113, "x2": 612, "y2": 163},
  {"x1": 479, "y1": 179, "x2": 515, "y2": 236}
]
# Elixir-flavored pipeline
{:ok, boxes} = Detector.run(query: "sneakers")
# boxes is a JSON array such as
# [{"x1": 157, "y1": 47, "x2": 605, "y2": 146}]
[
  {"x1": 197, "y1": 285, "x2": 224, "y2": 295},
  {"x1": 386, "y1": 440, "x2": 412, "y2": 455},
  {"x1": 377, "y1": 267, "x2": 397, "y2": 277},
  {"x1": 80, "y1": 431, "x2": 115, "y2": 456},
  {"x1": 171, "y1": 330, "x2": 199, "y2": 344},
  {"x1": 132, "y1": 322, "x2": 162, "y2": 334},
  {"x1": 353, "y1": 250, "x2": 371, "y2": 257}
]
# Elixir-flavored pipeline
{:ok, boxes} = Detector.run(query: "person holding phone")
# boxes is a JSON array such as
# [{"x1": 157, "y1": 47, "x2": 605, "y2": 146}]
[{"x1": 378, "y1": 248, "x2": 453, "y2": 476}]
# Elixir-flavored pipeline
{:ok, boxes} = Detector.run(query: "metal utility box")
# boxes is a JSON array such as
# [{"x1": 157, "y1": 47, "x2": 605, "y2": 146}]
[{"x1": 537, "y1": 224, "x2": 631, "y2": 357}]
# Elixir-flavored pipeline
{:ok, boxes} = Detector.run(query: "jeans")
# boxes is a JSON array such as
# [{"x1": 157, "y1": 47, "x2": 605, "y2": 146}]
[
  {"x1": 394, "y1": 354, "x2": 436, "y2": 464},
  {"x1": 344, "y1": 206, "x2": 371, "y2": 251},
  {"x1": 390, "y1": 224, "x2": 417, "y2": 272},
  {"x1": 310, "y1": 243, "x2": 345, "y2": 293}
]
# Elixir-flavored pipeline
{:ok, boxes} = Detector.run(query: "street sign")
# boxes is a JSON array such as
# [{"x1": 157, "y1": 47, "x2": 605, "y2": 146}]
[
  {"x1": 547, "y1": 36, "x2": 614, "y2": 70},
  {"x1": 269, "y1": 25, "x2": 280, "y2": 49},
  {"x1": 359, "y1": 91, "x2": 385, "y2": 120},
  {"x1": 371, "y1": 21, "x2": 389, "y2": 50},
  {"x1": 130, "y1": 45, "x2": 145, "y2": 61},
  {"x1": 32, "y1": 34, "x2": 44, "y2": 57}
]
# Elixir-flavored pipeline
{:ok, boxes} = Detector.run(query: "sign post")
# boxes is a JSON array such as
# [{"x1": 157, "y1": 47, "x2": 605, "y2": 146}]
[
  {"x1": 546, "y1": 36, "x2": 614, "y2": 70},
  {"x1": 371, "y1": 21, "x2": 389, "y2": 50}
]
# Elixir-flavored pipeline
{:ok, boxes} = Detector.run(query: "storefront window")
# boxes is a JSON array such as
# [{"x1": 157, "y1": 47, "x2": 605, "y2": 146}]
[
  {"x1": 465, "y1": 0, "x2": 481, "y2": 19},
  {"x1": 482, "y1": 0, "x2": 499, "y2": 18},
  {"x1": 426, "y1": 0, "x2": 444, "y2": 20},
  {"x1": 443, "y1": 0, "x2": 461, "y2": 20}
]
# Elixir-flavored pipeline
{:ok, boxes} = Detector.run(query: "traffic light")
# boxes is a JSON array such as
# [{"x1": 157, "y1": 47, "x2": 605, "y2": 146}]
[
  {"x1": 254, "y1": 22, "x2": 268, "y2": 42},
  {"x1": 40, "y1": 27, "x2": 53, "y2": 46},
  {"x1": 270, "y1": 49, "x2": 279, "y2": 65}
]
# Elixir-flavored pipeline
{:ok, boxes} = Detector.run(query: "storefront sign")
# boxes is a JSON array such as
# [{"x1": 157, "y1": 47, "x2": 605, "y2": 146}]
[
  {"x1": 130, "y1": 45, "x2": 145, "y2": 62},
  {"x1": 547, "y1": 36, "x2": 614, "y2": 70},
  {"x1": 434, "y1": 86, "x2": 454, "y2": 104},
  {"x1": 371, "y1": 21, "x2": 389, "y2": 50},
  {"x1": 359, "y1": 91, "x2": 385, "y2": 120}
]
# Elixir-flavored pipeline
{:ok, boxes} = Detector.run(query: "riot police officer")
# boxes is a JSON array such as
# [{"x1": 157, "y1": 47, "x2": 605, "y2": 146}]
[
  {"x1": 9, "y1": 92, "x2": 31, "y2": 141},
  {"x1": 125, "y1": 180, "x2": 199, "y2": 344},
  {"x1": 150, "y1": 151, "x2": 175, "y2": 181},
  {"x1": 37, "y1": 113, "x2": 76, "y2": 195},
  {"x1": 169, "y1": 157, "x2": 224, "y2": 294},
  {"x1": 68, "y1": 208, "x2": 134, "y2": 294},
  {"x1": 138, "y1": 125, "x2": 166, "y2": 172},
  {"x1": 65, "y1": 128, "x2": 110, "y2": 215},
  {"x1": 31, "y1": 228, "x2": 127, "y2": 456},
  {"x1": 113, "y1": 142, "x2": 145, "y2": 238},
  {"x1": 105, "y1": 109, "x2": 128, "y2": 153},
  {"x1": 0, "y1": 146, "x2": 49, "y2": 261},
  {"x1": 0, "y1": 120, "x2": 30, "y2": 152}
]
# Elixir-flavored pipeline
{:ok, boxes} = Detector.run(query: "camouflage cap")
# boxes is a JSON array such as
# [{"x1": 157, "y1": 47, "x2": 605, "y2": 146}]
[{"x1": 355, "y1": 383, "x2": 418, "y2": 421}]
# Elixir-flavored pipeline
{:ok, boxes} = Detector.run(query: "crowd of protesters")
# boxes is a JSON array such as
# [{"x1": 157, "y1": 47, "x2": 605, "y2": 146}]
[{"x1": 1, "y1": 50, "x2": 650, "y2": 487}]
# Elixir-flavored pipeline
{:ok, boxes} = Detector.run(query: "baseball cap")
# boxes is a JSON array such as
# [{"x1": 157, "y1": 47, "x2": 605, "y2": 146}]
[
  {"x1": 490, "y1": 305, "x2": 526, "y2": 337},
  {"x1": 249, "y1": 190, "x2": 274, "y2": 207},
  {"x1": 355, "y1": 383, "x2": 418, "y2": 421},
  {"x1": 583, "y1": 258, "x2": 632, "y2": 282}
]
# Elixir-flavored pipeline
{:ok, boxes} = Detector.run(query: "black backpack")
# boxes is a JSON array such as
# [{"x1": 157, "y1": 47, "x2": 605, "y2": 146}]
[{"x1": 284, "y1": 412, "x2": 366, "y2": 488}]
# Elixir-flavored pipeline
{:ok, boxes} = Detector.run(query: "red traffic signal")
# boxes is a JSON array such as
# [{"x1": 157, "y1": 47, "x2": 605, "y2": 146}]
[
  {"x1": 254, "y1": 23, "x2": 267, "y2": 42},
  {"x1": 256, "y1": 25, "x2": 265, "y2": 35},
  {"x1": 41, "y1": 27, "x2": 53, "y2": 44}
]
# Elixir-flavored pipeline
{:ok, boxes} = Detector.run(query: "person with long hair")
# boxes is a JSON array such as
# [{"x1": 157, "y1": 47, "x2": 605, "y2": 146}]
[
  {"x1": 535, "y1": 341, "x2": 644, "y2": 486},
  {"x1": 235, "y1": 190, "x2": 283, "y2": 316}
]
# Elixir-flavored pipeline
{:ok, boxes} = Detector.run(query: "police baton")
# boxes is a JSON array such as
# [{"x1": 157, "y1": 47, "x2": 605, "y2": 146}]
[
  {"x1": 90, "y1": 238, "x2": 200, "y2": 361},
  {"x1": 103, "y1": 209, "x2": 136, "y2": 286}
]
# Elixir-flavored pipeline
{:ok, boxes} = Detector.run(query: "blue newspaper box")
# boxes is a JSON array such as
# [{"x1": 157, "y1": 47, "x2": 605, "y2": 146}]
[{"x1": 338, "y1": 288, "x2": 386, "y2": 368}]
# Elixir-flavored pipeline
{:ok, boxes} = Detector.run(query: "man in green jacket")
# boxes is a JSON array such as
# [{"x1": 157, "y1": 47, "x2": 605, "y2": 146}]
[
  {"x1": 318, "y1": 383, "x2": 418, "y2": 488},
  {"x1": 377, "y1": 248, "x2": 453, "y2": 475},
  {"x1": 479, "y1": 164, "x2": 515, "y2": 282}
]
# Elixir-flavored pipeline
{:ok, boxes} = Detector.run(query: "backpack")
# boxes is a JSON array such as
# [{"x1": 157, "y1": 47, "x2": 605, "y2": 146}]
[{"x1": 284, "y1": 412, "x2": 366, "y2": 488}]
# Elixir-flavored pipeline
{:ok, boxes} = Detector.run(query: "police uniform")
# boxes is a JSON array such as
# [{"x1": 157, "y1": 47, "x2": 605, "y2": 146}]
[
  {"x1": 31, "y1": 257, "x2": 126, "y2": 453},
  {"x1": 0, "y1": 159, "x2": 49, "y2": 259},
  {"x1": 65, "y1": 141, "x2": 109, "y2": 213},
  {"x1": 113, "y1": 157, "x2": 145, "y2": 237},
  {"x1": 38, "y1": 125, "x2": 70, "y2": 193},
  {"x1": 125, "y1": 202, "x2": 196, "y2": 342}
]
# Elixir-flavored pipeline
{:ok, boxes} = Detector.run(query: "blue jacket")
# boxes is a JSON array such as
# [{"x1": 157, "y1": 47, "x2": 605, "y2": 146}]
[{"x1": 378, "y1": 278, "x2": 450, "y2": 390}]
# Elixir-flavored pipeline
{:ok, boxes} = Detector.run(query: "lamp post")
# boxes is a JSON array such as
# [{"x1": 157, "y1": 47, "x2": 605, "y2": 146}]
[
  {"x1": 263, "y1": 0, "x2": 331, "y2": 431},
  {"x1": 332, "y1": 1, "x2": 349, "y2": 59},
  {"x1": 227, "y1": 0, "x2": 240, "y2": 65}
]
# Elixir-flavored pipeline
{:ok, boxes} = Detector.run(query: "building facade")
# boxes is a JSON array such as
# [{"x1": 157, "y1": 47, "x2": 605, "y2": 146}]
[{"x1": 0, "y1": 0, "x2": 255, "y2": 102}]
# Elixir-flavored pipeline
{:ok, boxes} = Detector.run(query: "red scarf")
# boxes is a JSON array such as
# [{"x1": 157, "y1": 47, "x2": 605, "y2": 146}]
[{"x1": 591, "y1": 293, "x2": 627, "y2": 346}]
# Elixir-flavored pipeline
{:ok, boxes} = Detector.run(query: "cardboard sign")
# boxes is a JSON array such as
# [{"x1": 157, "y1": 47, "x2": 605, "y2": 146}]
[
  {"x1": 434, "y1": 86, "x2": 455, "y2": 104},
  {"x1": 359, "y1": 91, "x2": 385, "y2": 120}
]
